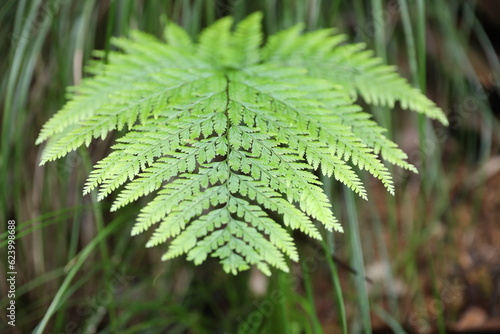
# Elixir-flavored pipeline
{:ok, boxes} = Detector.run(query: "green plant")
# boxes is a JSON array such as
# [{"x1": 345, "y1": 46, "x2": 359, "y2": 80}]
[{"x1": 36, "y1": 12, "x2": 447, "y2": 276}]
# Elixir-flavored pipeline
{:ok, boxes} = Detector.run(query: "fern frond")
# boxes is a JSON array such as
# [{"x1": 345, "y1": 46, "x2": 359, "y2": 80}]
[
  {"x1": 263, "y1": 25, "x2": 448, "y2": 125},
  {"x1": 231, "y1": 12, "x2": 263, "y2": 66},
  {"x1": 38, "y1": 13, "x2": 447, "y2": 275},
  {"x1": 36, "y1": 32, "x2": 208, "y2": 146},
  {"x1": 235, "y1": 66, "x2": 394, "y2": 194},
  {"x1": 197, "y1": 16, "x2": 235, "y2": 67},
  {"x1": 163, "y1": 21, "x2": 194, "y2": 51}
]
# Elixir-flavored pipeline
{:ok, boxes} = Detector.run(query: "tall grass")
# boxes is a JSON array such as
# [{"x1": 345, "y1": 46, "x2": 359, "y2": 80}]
[{"x1": 1, "y1": 1, "x2": 498, "y2": 333}]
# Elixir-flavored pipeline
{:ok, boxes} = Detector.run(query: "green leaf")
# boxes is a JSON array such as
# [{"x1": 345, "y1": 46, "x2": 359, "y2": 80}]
[{"x1": 37, "y1": 12, "x2": 447, "y2": 275}]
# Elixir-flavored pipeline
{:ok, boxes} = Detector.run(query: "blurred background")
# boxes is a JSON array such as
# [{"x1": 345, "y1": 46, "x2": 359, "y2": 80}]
[{"x1": 1, "y1": 0, "x2": 499, "y2": 333}]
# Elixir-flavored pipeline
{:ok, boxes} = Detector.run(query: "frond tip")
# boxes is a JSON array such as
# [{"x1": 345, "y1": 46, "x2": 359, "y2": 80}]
[{"x1": 37, "y1": 12, "x2": 447, "y2": 275}]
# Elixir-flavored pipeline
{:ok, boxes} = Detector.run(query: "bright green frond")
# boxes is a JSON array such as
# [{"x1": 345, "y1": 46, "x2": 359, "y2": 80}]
[
  {"x1": 263, "y1": 26, "x2": 448, "y2": 125},
  {"x1": 197, "y1": 16, "x2": 234, "y2": 67},
  {"x1": 37, "y1": 12, "x2": 447, "y2": 275},
  {"x1": 232, "y1": 12, "x2": 263, "y2": 66},
  {"x1": 163, "y1": 21, "x2": 194, "y2": 51},
  {"x1": 36, "y1": 32, "x2": 207, "y2": 146}
]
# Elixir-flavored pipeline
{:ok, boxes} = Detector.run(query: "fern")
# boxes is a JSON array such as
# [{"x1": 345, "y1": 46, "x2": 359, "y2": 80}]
[{"x1": 37, "y1": 13, "x2": 447, "y2": 275}]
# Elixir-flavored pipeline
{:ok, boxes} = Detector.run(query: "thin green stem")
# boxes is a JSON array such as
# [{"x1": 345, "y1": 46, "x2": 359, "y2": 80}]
[{"x1": 344, "y1": 189, "x2": 371, "y2": 334}]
